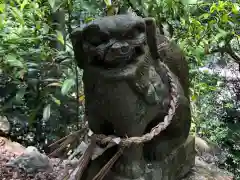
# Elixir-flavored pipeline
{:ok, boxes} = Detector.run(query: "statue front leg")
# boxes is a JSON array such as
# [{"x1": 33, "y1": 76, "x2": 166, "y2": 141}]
[
  {"x1": 113, "y1": 143, "x2": 145, "y2": 179},
  {"x1": 110, "y1": 121, "x2": 147, "y2": 180}
]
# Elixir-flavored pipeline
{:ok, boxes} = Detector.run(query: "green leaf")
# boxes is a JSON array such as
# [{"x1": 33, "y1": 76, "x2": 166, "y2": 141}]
[
  {"x1": 42, "y1": 23, "x2": 50, "y2": 34},
  {"x1": 15, "y1": 87, "x2": 26, "y2": 103},
  {"x1": 199, "y1": 13, "x2": 210, "y2": 20},
  {"x1": 221, "y1": 14, "x2": 228, "y2": 23},
  {"x1": 10, "y1": 7, "x2": 24, "y2": 25},
  {"x1": 181, "y1": 0, "x2": 197, "y2": 5},
  {"x1": 50, "y1": 95, "x2": 61, "y2": 105},
  {"x1": 61, "y1": 79, "x2": 75, "y2": 95},
  {"x1": 36, "y1": 21, "x2": 41, "y2": 30},
  {"x1": 191, "y1": 95, "x2": 197, "y2": 101},
  {"x1": 215, "y1": 28, "x2": 228, "y2": 40},
  {"x1": 84, "y1": 17, "x2": 95, "y2": 23},
  {"x1": 210, "y1": 3, "x2": 216, "y2": 13},
  {"x1": 48, "y1": 0, "x2": 62, "y2": 12},
  {"x1": 232, "y1": 3, "x2": 239, "y2": 14},
  {"x1": 0, "y1": 3, "x2": 6, "y2": 13},
  {"x1": 20, "y1": 0, "x2": 29, "y2": 11},
  {"x1": 202, "y1": 69, "x2": 209, "y2": 73},
  {"x1": 5, "y1": 54, "x2": 24, "y2": 68},
  {"x1": 193, "y1": 46, "x2": 205, "y2": 61},
  {"x1": 43, "y1": 104, "x2": 51, "y2": 121},
  {"x1": 224, "y1": 103, "x2": 233, "y2": 108},
  {"x1": 56, "y1": 30, "x2": 64, "y2": 45},
  {"x1": 104, "y1": 0, "x2": 112, "y2": 6},
  {"x1": 0, "y1": 14, "x2": 4, "y2": 28},
  {"x1": 48, "y1": 0, "x2": 56, "y2": 10},
  {"x1": 47, "y1": 82, "x2": 62, "y2": 87}
]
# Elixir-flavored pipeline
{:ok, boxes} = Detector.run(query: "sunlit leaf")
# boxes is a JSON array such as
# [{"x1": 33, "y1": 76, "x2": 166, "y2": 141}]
[
  {"x1": 20, "y1": 0, "x2": 28, "y2": 11},
  {"x1": 47, "y1": 82, "x2": 62, "y2": 87},
  {"x1": 181, "y1": 0, "x2": 197, "y2": 5},
  {"x1": 36, "y1": 21, "x2": 41, "y2": 30},
  {"x1": 15, "y1": 87, "x2": 26, "y2": 103},
  {"x1": 218, "y1": 1, "x2": 225, "y2": 10},
  {"x1": 221, "y1": 14, "x2": 228, "y2": 23},
  {"x1": 50, "y1": 95, "x2": 61, "y2": 105},
  {"x1": 10, "y1": 7, "x2": 24, "y2": 25},
  {"x1": 79, "y1": 95, "x2": 85, "y2": 102},
  {"x1": 84, "y1": 17, "x2": 95, "y2": 23},
  {"x1": 191, "y1": 95, "x2": 197, "y2": 101},
  {"x1": 199, "y1": 13, "x2": 210, "y2": 20},
  {"x1": 0, "y1": 3, "x2": 5, "y2": 13},
  {"x1": 224, "y1": 103, "x2": 233, "y2": 108},
  {"x1": 5, "y1": 54, "x2": 24, "y2": 68},
  {"x1": 106, "y1": 5, "x2": 116, "y2": 16},
  {"x1": 232, "y1": 3, "x2": 239, "y2": 14},
  {"x1": 42, "y1": 23, "x2": 50, "y2": 34},
  {"x1": 61, "y1": 79, "x2": 75, "y2": 95},
  {"x1": 210, "y1": 3, "x2": 216, "y2": 13},
  {"x1": 209, "y1": 86, "x2": 217, "y2": 91},
  {"x1": 193, "y1": 46, "x2": 205, "y2": 62},
  {"x1": 43, "y1": 104, "x2": 51, "y2": 121},
  {"x1": 48, "y1": 0, "x2": 56, "y2": 10},
  {"x1": 215, "y1": 28, "x2": 228, "y2": 40},
  {"x1": 104, "y1": 0, "x2": 112, "y2": 6},
  {"x1": 0, "y1": 14, "x2": 5, "y2": 28},
  {"x1": 56, "y1": 30, "x2": 64, "y2": 45}
]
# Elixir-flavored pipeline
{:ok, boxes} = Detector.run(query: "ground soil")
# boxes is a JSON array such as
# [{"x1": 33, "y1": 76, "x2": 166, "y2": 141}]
[{"x1": 0, "y1": 137, "x2": 67, "y2": 180}]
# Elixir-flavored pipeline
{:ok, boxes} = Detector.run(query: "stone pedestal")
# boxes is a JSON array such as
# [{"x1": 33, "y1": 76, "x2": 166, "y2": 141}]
[
  {"x1": 145, "y1": 136, "x2": 195, "y2": 180},
  {"x1": 183, "y1": 156, "x2": 234, "y2": 180},
  {"x1": 111, "y1": 136, "x2": 195, "y2": 180},
  {"x1": 145, "y1": 135, "x2": 195, "y2": 180}
]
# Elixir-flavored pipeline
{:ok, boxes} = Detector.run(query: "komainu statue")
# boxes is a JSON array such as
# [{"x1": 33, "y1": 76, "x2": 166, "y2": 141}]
[{"x1": 71, "y1": 14, "x2": 195, "y2": 180}]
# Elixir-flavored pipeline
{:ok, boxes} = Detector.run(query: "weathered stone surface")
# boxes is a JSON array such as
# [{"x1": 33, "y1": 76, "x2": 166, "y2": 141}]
[
  {"x1": 142, "y1": 135, "x2": 195, "y2": 180},
  {"x1": 182, "y1": 156, "x2": 234, "y2": 180},
  {"x1": 0, "y1": 116, "x2": 10, "y2": 134},
  {"x1": 182, "y1": 136, "x2": 234, "y2": 180},
  {"x1": 84, "y1": 136, "x2": 195, "y2": 180},
  {"x1": 6, "y1": 146, "x2": 53, "y2": 174},
  {"x1": 0, "y1": 136, "x2": 25, "y2": 156}
]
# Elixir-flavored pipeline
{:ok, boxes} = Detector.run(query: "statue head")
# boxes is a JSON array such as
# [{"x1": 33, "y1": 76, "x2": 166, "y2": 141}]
[{"x1": 71, "y1": 14, "x2": 158, "y2": 70}]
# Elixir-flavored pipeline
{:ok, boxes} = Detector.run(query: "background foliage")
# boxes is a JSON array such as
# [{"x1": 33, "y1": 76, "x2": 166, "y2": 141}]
[{"x1": 0, "y1": 0, "x2": 239, "y2": 178}]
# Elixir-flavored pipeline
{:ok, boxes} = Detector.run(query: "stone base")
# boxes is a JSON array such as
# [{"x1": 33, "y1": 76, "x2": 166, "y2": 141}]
[
  {"x1": 111, "y1": 136, "x2": 195, "y2": 180},
  {"x1": 182, "y1": 157, "x2": 234, "y2": 180}
]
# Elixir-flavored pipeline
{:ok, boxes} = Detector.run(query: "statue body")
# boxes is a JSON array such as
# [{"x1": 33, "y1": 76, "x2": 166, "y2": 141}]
[{"x1": 71, "y1": 14, "x2": 193, "y2": 180}]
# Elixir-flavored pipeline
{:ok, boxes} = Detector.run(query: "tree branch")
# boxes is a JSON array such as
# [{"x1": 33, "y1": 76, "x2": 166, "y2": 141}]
[
  {"x1": 225, "y1": 43, "x2": 240, "y2": 64},
  {"x1": 125, "y1": 0, "x2": 147, "y2": 17},
  {"x1": 207, "y1": 41, "x2": 240, "y2": 64},
  {"x1": 207, "y1": 41, "x2": 240, "y2": 72}
]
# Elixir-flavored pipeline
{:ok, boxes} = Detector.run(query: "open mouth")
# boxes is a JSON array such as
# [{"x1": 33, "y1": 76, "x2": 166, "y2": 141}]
[{"x1": 89, "y1": 44, "x2": 145, "y2": 69}]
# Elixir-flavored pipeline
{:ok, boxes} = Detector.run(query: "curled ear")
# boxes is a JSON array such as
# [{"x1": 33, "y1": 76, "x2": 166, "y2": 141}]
[
  {"x1": 144, "y1": 17, "x2": 160, "y2": 60},
  {"x1": 70, "y1": 28, "x2": 86, "y2": 69}
]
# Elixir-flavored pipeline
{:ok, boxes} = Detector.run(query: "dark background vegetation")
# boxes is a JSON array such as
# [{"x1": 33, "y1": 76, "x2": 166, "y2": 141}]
[{"x1": 0, "y1": 0, "x2": 239, "y2": 178}]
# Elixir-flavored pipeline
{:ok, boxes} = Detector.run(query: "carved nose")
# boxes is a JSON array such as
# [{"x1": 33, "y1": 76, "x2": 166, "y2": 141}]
[{"x1": 111, "y1": 42, "x2": 130, "y2": 54}]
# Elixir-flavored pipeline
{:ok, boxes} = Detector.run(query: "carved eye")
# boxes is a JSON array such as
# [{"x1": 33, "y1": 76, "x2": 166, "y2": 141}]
[
  {"x1": 84, "y1": 32, "x2": 109, "y2": 46},
  {"x1": 83, "y1": 24, "x2": 109, "y2": 46}
]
